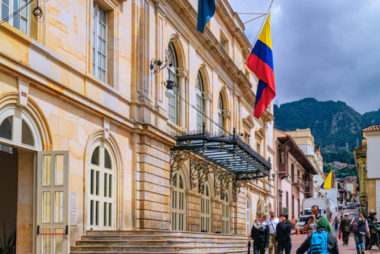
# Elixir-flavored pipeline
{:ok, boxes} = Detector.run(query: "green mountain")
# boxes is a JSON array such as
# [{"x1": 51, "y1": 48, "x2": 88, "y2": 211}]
[{"x1": 274, "y1": 98, "x2": 380, "y2": 165}]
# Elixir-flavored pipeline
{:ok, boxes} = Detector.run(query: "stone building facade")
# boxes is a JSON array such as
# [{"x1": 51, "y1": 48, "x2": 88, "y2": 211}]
[
  {"x1": 0, "y1": 0, "x2": 274, "y2": 253},
  {"x1": 284, "y1": 129, "x2": 325, "y2": 199},
  {"x1": 274, "y1": 129, "x2": 316, "y2": 219},
  {"x1": 355, "y1": 125, "x2": 380, "y2": 218}
]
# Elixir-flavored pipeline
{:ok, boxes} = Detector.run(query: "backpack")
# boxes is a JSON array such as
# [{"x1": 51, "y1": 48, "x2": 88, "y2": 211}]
[
  {"x1": 350, "y1": 218, "x2": 359, "y2": 233},
  {"x1": 309, "y1": 231, "x2": 329, "y2": 254}
]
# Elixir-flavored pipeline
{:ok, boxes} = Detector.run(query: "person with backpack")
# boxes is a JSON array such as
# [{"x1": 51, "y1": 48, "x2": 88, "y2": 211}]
[
  {"x1": 296, "y1": 217, "x2": 339, "y2": 254},
  {"x1": 276, "y1": 213, "x2": 292, "y2": 254},
  {"x1": 339, "y1": 213, "x2": 351, "y2": 246},
  {"x1": 350, "y1": 211, "x2": 370, "y2": 254},
  {"x1": 250, "y1": 213, "x2": 270, "y2": 254}
]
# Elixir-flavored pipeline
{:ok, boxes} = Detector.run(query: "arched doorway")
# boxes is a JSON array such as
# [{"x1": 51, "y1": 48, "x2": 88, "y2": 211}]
[{"x1": 0, "y1": 101, "x2": 69, "y2": 253}]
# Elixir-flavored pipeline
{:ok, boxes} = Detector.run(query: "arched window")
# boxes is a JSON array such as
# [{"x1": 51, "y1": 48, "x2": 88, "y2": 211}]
[
  {"x1": 196, "y1": 72, "x2": 204, "y2": 132},
  {"x1": 0, "y1": 105, "x2": 41, "y2": 150},
  {"x1": 167, "y1": 43, "x2": 179, "y2": 125},
  {"x1": 246, "y1": 197, "x2": 251, "y2": 235},
  {"x1": 218, "y1": 93, "x2": 224, "y2": 134},
  {"x1": 88, "y1": 141, "x2": 115, "y2": 229},
  {"x1": 200, "y1": 182, "x2": 211, "y2": 232},
  {"x1": 222, "y1": 190, "x2": 230, "y2": 234},
  {"x1": 171, "y1": 172, "x2": 185, "y2": 231}
]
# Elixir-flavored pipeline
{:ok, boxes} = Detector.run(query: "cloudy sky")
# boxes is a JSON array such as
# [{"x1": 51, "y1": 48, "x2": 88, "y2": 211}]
[{"x1": 229, "y1": 0, "x2": 380, "y2": 114}]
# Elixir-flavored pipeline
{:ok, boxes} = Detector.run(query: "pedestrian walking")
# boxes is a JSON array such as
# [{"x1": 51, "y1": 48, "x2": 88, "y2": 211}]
[
  {"x1": 266, "y1": 210, "x2": 279, "y2": 254},
  {"x1": 350, "y1": 211, "x2": 370, "y2": 254},
  {"x1": 303, "y1": 205, "x2": 333, "y2": 236},
  {"x1": 250, "y1": 213, "x2": 270, "y2": 254},
  {"x1": 339, "y1": 213, "x2": 350, "y2": 246},
  {"x1": 276, "y1": 213, "x2": 292, "y2": 254},
  {"x1": 365, "y1": 209, "x2": 377, "y2": 250},
  {"x1": 334, "y1": 216, "x2": 338, "y2": 231},
  {"x1": 296, "y1": 217, "x2": 339, "y2": 254}
]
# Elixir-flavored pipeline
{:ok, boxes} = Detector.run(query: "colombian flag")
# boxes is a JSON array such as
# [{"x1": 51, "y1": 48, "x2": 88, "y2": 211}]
[
  {"x1": 320, "y1": 170, "x2": 333, "y2": 190},
  {"x1": 246, "y1": 14, "x2": 276, "y2": 119}
]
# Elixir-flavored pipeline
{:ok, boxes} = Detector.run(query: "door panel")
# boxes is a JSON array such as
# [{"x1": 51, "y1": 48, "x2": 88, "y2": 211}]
[{"x1": 36, "y1": 151, "x2": 69, "y2": 254}]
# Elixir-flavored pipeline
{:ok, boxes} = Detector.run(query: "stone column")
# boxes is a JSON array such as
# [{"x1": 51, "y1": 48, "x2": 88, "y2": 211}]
[
  {"x1": 177, "y1": 68, "x2": 188, "y2": 129},
  {"x1": 211, "y1": 197, "x2": 223, "y2": 233},
  {"x1": 186, "y1": 190, "x2": 202, "y2": 232},
  {"x1": 203, "y1": 92, "x2": 212, "y2": 131}
]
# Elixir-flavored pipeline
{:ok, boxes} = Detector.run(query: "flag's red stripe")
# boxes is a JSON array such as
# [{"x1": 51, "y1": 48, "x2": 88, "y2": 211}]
[
  {"x1": 253, "y1": 85, "x2": 275, "y2": 119},
  {"x1": 246, "y1": 54, "x2": 275, "y2": 92}
]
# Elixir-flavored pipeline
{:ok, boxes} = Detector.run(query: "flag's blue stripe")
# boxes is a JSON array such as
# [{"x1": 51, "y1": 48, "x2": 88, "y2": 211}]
[
  {"x1": 251, "y1": 40, "x2": 274, "y2": 70},
  {"x1": 255, "y1": 80, "x2": 266, "y2": 106}
]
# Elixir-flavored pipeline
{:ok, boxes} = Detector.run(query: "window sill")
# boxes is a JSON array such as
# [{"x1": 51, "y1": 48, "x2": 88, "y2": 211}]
[{"x1": 167, "y1": 121, "x2": 183, "y2": 136}]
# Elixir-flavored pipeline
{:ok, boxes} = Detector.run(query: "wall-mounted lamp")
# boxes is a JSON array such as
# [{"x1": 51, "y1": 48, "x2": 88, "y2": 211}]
[
  {"x1": 163, "y1": 80, "x2": 176, "y2": 98},
  {"x1": 149, "y1": 50, "x2": 173, "y2": 74}
]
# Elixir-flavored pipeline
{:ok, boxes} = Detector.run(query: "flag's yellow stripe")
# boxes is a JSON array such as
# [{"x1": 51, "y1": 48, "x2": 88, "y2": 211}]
[
  {"x1": 323, "y1": 170, "x2": 333, "y2": 190},
  {"x1": 258, "y1": 13, "x2": 272, "y2": 50}
]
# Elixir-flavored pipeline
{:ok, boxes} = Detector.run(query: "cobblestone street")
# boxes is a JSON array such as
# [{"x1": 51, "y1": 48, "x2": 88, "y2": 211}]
[{"x1": 289, "y1": 232, "x2": 380, "y2": 254}]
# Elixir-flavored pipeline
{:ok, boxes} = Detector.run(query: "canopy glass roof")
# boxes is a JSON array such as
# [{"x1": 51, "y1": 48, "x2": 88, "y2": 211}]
[{"x1": 172, "y1": 130, "x2": 271, "y2": 180}]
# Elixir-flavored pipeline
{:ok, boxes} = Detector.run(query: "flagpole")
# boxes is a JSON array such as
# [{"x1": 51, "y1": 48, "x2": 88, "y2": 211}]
[{"x1": 252, "y1": 0, "x2": 274, "y2": 47}]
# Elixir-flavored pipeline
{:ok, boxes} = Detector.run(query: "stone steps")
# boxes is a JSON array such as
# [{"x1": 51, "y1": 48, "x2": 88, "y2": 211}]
[{"x1": 71, "y1": 230, "x2": 249, "y2": 254}]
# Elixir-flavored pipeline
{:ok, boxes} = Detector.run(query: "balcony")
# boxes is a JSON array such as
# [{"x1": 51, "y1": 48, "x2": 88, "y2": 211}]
[
  {"x1": 304, "y1": 185, "x2": 313, "y2": 198},
  {"x1": 292, "y1": 176, "x2": 305, "y2": 190}
]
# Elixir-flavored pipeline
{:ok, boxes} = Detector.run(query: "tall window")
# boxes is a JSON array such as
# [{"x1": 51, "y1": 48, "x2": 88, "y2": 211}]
[
  {"x1": 218, "y1": 94, "x2": 224, "y2": 134},
  {"x1": 92, "y1": 2, "x2": 108, "y2": 82},
  {"x1": 171, "y1": 172, "x2": 185, "y2": 231},
  {"x1": 88, "y1": 141, "x2": 115, "y2": 229},
  {"x1": 246, "y1": 198, "x2": 251, "y2": 235},
  {"x1": 0, "y1": 0, "x2": 30, "y2": 34},
  {"x1": 168, "y1": 43, "x2": 179, "y2": 125},
  {"x1": 196, "y1": 72, "x2": 204, "y2": 132},
  {"x1": 222, "y1": 190, "x2": 230, "y2": 234},
  {"x1": 200, "y1": 182, "x2": 211, "y2": 232}
]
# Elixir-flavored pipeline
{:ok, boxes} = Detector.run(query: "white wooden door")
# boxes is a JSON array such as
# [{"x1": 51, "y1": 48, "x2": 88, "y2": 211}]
[{"x1": 36, "y1": 151, "x2": 69, "y2": 254}]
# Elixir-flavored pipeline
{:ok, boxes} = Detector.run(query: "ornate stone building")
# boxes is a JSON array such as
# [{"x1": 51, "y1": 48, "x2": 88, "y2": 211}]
[
  {"x1": 274, "y1": 129, "x2": 316, "y2": 219},
  {"x1": 0, "y1": 0, "x2": 274, "y2": 253}
]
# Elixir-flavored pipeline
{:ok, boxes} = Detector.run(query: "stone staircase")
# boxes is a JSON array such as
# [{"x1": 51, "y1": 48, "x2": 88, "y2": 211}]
[{"x1": 71, "y1": 230, "x2": 249, "y2": 254}]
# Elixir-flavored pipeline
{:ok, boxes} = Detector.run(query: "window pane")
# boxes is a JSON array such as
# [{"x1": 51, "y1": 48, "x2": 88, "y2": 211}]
[
  {"x1": 96, "y1": 171, "x2": 99, "y2": 195},
  {"x1": 54, "y1": 191, "x2": 64, "y2": 223},
  {"x1": 104, "y1": 149, "x2": 111, "y2": 169},
  {"x1": 109, "y1": 203, "x2": 112, "y2": 226},
  {"x1": 20, "y1": 17, "x2": 27, "y2": 34},
  {"x1": 55, "y1": 155, "x2": 64, "y2": 185},
  {"x1": 103, "y1": 202, "x2": 107, "y2": 226},
  {"x1": 43, "y1": 155, "x2": 52, "y2": 186},
  {"x1": 22, "y1": 120, "x2": 35, "y2": 146},
  {"x1": 0, "y1": 116, "x2": 12, "y2": 140},
  {"x1": 90, "y1": 170, "x2": 94, "y2": 194},
  {"x1": 104, "y1": 173, "x2": 108, "y2": 197},
  {"x1": 95, "y1": 201, "x2": 99, "y2": 225},
  {"x1": 54, "y1": 228, "x2": 64, "y2": 254},
  {"x1": 109, "y1": 174, "x2": 112, "y2": 198},
  {"x1": 91, "y1": 146, "x2": 100, "y2": 165},
  {"x1": 90, "y1": 200, "x2": 94, "y2": 225},
  {"x1": 1, "y1": 0, "x2": 9, "y2": 21},
  {"x1": 42, "y1": 228, "x2": 52, "y2": 254},
  {"x1": 42, "y1": 191, "x2": 51, "y2": 223}
]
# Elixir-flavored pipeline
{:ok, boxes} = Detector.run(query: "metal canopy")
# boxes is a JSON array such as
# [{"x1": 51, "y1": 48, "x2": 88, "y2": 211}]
[{"x1": 172, "y1": 130, "x2": 271, "y2": 180}]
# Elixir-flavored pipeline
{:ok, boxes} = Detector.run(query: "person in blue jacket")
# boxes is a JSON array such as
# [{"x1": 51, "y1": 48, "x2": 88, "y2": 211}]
[{"x1": 296, "y1": 217, "x2": 339, "y2": 254}]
